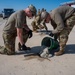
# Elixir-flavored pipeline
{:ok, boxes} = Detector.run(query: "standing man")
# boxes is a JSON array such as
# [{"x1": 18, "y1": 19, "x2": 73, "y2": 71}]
[
  {"x1": 0, "y1": 4, "x2": 37, "y2": 55},
  {"x1": 41, "y1": 5, "x2": 75, "y2": 56}
]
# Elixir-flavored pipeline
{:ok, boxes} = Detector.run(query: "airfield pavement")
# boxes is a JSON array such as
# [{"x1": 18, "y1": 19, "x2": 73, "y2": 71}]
[{"x1": 0, "y1": 17, "x2": 75, "y2": 75}]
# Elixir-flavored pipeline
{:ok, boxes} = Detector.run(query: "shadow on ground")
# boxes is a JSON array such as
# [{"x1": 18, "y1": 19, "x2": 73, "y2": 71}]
[
  {"x1": 65, "y1": 44, "x2": 75, "y2": 54},
  {"x1": 16, "y1": 44, "x2": 75, "y2": 55},
  {"x1": 16, "y1": 46, "x2": 42, "y2": 55},
  {"x1": 15, "y1": 44, "x2": 75, "y2": 61},
  {"x1": 15, "y1": 46, "x2": 51, "y2": 61}
]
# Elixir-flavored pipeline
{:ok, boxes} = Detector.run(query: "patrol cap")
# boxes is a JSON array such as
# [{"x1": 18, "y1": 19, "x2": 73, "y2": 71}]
[
  {"x1": 28, "y1": 4, "x2": 37, "y2": 16},
  {"x1": 41, "y1": 11, "x2": 48, "y2": 19}
]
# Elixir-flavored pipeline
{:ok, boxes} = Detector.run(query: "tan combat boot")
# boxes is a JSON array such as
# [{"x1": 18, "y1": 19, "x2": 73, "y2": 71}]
[
  {"x1": 0, "y1": 46, "x2": 7, "y2": 54},
  {"x1": 0, "y1": 46, "x2": 15, "y2": 55},
  {"x1": 54, "y1": 50, "x2": 64, "y2": 56}
]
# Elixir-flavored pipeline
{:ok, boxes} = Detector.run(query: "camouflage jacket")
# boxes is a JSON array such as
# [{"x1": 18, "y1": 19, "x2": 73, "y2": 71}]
[{"x1": 50, "y1": 5, "x2": 75, "y2": 34}]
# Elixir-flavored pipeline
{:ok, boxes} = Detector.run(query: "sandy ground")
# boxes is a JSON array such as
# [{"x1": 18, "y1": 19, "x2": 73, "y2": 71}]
[{"x1": 0, "y1": 17, "x2": 75, "y2": 75}]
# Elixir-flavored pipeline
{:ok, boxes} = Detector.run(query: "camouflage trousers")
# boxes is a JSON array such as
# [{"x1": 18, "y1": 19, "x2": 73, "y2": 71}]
[
  {"x1": 2, "y1": 31, "x2": 29, "y2": 54},
  {"x1": 58, "y1": 12, "x2": 75, "y2": 51}
]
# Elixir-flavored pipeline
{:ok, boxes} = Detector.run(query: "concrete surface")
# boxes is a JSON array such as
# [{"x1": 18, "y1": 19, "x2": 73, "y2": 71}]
[{"x1": 0, "y1": 17, "x2": 75, "y2": 75}]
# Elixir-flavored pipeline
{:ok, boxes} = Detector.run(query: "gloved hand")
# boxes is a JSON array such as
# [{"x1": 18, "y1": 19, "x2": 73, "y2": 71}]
[
  {"x1": 21, "y1": 44, "x2": 27, "y2": 50},
  {"x1": 49, "y1": 31, "x2": 54, "y2": 37},
  {"x1": 20, "y1": 44, "x2": 31, "y2": 51},
  {"x1": 28, "y1": 30, "x2": 33, "y2": 38}
]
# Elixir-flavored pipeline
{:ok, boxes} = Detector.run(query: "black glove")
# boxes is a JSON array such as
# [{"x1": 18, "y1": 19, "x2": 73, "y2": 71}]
[
  {"x1": 21, "y1": 44, "x2": 31, "y2": 51},
  {"x1": 21, "y1": 44, "x2": 27, "y2": 50},
  {"x1": 49, "y1": 31, "x2": 54, "y2": 37},
  {"x1": 28, "y1": 30, "x2": 33, "y2": 38}
]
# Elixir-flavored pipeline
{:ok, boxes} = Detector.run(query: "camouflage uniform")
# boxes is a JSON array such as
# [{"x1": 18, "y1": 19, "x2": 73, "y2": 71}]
[
  {"x1": 31, "y1": 9, "x2": 48, "y2": 32},
  {"x1": 0, "y1": 10, "x2": 29, "y2": 55},
  {"x1": 50, "y1": 5, "x2": 75, "y2": 56},
  {"x1": 31, "y1": 15, "x2": 48, "y2": 32}
]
